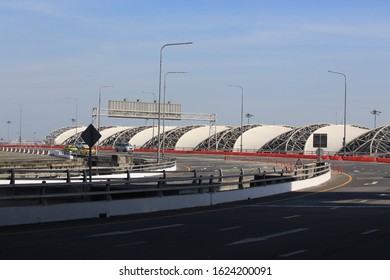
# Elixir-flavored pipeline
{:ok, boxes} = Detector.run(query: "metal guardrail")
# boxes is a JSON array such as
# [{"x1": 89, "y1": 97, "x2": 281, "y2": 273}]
[
  {"x1": 0, "y1": 158, "x2": 177, "y2": 183},
  {"x1": 0, "y1": 162, "x2": 330, "y2": 207}
]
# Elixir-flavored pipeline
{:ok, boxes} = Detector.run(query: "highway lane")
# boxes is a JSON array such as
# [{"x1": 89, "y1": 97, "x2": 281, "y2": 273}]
[{"x1": 1, "y1": 156, "x2": 390, "y2": 260}]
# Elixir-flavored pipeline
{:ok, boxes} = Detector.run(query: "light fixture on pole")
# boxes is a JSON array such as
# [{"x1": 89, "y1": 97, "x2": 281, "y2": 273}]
[
  {"x1": 66, "y1": 97, "x2": 78, "y2": 137},
  {"x1": 162, "y1": 71, "x2": 187, "y2": 158},
  {"x1": 6, "y1": 121, "x2": 11, "y2": 143},
  {"x1": 371, "y1": 109, "x2": 381, "y2": 128},
  {"x1": 15, "y1": 103, "x2": 22, "y2": 146},
  {"x1": 157, "y1": 41, "x2": 193, "y2": 162},
  {"x1": 328, "y1": 70, "x2": 347, "y2": 156},
  {"x1": 227, "y1": 84, "x2": 244, "y2": 152},
  {"x1": 245, "y1": 113, "x2": 254, "y2": 124},
  {"x1": 97, "y1": 85, "x2": 114, "y2": 155},
  {"x1": 143, "y1": 91, "x2": 156, "y2": 139}
]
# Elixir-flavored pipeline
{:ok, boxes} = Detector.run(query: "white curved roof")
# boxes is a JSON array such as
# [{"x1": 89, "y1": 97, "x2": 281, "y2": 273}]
[
  {"x1": 234, "y1": 125, "x2": 293, "y2": 152},
  {"x1": 305, "y1": 124, "x2": 370, "y2": 154},
  {"x1": 55, "y1": 126, "x2": 87, "y2": 145},
  {"x1": 99, "y1": 126, "x2": 132, "y2": 142},
  {"x1": 130, "y1": 126, "x2": 178, "y2": 147},
  {"x1": 176, "y1": 125, "x2": 230, "y2": 150}
]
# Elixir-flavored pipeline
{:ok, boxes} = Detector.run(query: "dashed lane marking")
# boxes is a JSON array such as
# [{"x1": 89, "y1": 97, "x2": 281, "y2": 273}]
[
  {"x1": 219, "y1": 226, "x2": 242, "y2": 231},
  {"x1": 279, "y1": 250, "x2": 308, "y2": 258},
  {"x1": 225, "y1": 228, "x2": 308, "y2": 246},
  {"x1": 283, "y1": 215, "x2": 300, "y2": 219},
  {"x1": 361, "y1": 229, "x2": 379, "y2": 235}
]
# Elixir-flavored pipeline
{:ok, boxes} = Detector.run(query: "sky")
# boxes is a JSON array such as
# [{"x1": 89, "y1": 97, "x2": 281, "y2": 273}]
[{"x1": 1, "y1": 0, "x2": 390, "y2": 142}]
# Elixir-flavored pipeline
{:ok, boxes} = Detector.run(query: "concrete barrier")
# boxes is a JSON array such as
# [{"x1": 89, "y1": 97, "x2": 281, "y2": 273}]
[{"x1": 0, "y1": 168, "x2": 331, "y2": 226}]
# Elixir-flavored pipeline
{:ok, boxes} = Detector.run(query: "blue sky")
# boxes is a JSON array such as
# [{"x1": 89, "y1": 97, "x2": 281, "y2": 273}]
[{"x1": 1, "y1": 0, "x2": 390, "y2": 141}]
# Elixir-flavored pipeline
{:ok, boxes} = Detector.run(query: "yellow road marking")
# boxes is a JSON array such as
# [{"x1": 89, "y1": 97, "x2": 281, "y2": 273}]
[{"x1": 319, "y1": 173, "x2": 353, "y2": 193}]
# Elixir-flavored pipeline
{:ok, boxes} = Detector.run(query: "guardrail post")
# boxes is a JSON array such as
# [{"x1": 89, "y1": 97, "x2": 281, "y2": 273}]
[
  {"x1": 40, "y1": 181, "x2": 47, "y2": 205},
  {"x1": 66, "y1": 170, "x2": 71, "y2": 183},
  {"x1": 209, "y1": 175, "x2": 215, "y2": 193},
  {"x1": 10, "y1": 169, "x2": 15, "y2": 185},
  {"x1": 238, "y1": 168, "x2": 244, "y2": 189},
  {"x1": 162, "y1": 170, "x2": 167, "y2": 185},
  {"x1": 126, "y1": 170, "x2": 131, "y2": 186},
  {"x1": 198, "y1": 175, "x2": 203, "y2": 193},
  {"x1": 83, "y1": 169, "x2": 87, "y2": 183},
  {"x1": 192, "y1": 170, "x2": 197, "y2": 185},
  {"x1": 105, "y1": 179, "x2": 112, "y2": 201},
  {"x1": 218, "y1": 169, "x2": 223, "y2": 183}
]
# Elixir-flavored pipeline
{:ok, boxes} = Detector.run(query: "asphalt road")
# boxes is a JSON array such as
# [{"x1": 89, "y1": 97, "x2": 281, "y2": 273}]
[{"x1": 1, "y1": 155, "x2": 390, "y2": 260}]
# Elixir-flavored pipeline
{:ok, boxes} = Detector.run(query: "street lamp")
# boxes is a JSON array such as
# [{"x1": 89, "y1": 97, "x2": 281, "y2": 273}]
[
  {"x1": 371, "y1": 109, "x2": 381, "y2": 128},
  {"x1": 162, "y1": 71, "x2": 187, "y2": 158},
  {"x1": 142, "y1": 91, "x2": 156, "y2": 135},
  {"x1": 66, "y1": 97, "x2": 78, "y2": 136},
  {"x1": 328, "y1": 70, "x2": 347, "y2": 156},
  {"x1": 6, "y1": 121, "x2": 11, "y2": 143},
  {"x1": 157, "y1": 41, "x2": 193, "y2": 162},
  {"x1": 14, "y1": 103, "x2": 22, "y2": 146},
  {"x1": 246, "y1": 113, "x2": 254, "y2": 124},
  {"x1": 227, "y1": 85, "x2": 244, "y2": 152},
  {"x1": 97, "y1": 85, "x2": 114, "y2": 154}
]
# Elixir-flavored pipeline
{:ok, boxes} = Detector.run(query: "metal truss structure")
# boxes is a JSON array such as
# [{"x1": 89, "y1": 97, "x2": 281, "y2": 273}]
[
  {"x1": 259, "y1": 124, "x2": 328, "y2": 153},
  {"x1": 142, "y1": 125, "x2": 205, "y2": 149},
  {"x1": 62, "y1": 126, "x2": 115, "y2": 146},
  {"x1": 45, "y1": 126, "x2": 80, "y2": 145},
  {"x1": 195, "y1": 124, "x2": 259, "y2": 151},
  {"x1": 100, "y1": 126, "x2": 152, "y2": 147},
  {"x1": 343, "y1": 125, "x2": 390, "y2": 156}
]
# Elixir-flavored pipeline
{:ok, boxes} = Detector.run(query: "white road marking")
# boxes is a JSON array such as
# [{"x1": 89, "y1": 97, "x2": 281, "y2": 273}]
[
  {"x1": 361, "y1": 229, "x2": 379, "y2": 235},
  {"x1": 279, "y1": 250, "x2": 308, "y2": 258},
  {"x1": 363, "y1": 181, "x2": 378, "y2": 186},
  {"x1": 87, "y1": 224, "x2": 184, "y2": 238},
  {"x1": 219, "y1": 226, "x2": 242, "y2": 231},
  {"x1": 360, "y1": 200, "x2": 368, "y2": 203},
  {"x1": 225, "y1": 228, "x2": 308, "y2": 246},
  {"x1": 330, "y1": 206, "x2": 340, "y2": 210},
  {"x1": 284, "y1": 215, "x2": 300, "y2": 219}
]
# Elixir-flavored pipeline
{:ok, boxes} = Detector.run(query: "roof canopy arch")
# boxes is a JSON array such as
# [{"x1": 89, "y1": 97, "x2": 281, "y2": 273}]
[
  {"x1": 259, "y1": 124, "x2": 330, "y2": 153},
  {"x1": 344, "y1": 125, "x2": 390, "y2": 156}
]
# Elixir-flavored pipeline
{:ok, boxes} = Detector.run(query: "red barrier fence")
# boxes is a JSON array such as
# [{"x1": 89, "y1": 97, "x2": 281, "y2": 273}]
[{"x1": 1, "y1": 145, "x2": 389, "y2": 164}]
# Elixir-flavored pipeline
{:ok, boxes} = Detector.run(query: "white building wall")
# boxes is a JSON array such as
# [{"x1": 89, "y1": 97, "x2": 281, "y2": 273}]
[
  {"x1": 55, "y1": 127, "x2": 86, "y2": 145},
  {"x1": 176, "y1": 126, "x2": 230, "y2": 150},
  {"x1": 305, "y1": 124, "x2": 369, "y2": 154},
  {"x1": 234, "y1": 125, "x2": 293, "y2": 152}
]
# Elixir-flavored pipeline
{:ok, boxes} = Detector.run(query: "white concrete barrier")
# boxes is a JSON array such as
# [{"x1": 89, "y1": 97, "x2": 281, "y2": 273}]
[{"x1": 0, "y1": 169, "x2": 331, "y2": 226}]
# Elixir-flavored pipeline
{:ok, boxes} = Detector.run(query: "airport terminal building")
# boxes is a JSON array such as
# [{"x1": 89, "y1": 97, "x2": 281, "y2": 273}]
[{"x1": 44, "y1": 123, "x2": 390, "y2": 156}]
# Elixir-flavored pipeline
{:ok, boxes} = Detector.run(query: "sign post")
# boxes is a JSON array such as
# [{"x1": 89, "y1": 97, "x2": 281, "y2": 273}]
[
  {"x1": 81, "y1": 124, "x2": 102, "y2": 182},
  {"x1": 313, "y1": 133, "x2": 327, "y2": 162}
]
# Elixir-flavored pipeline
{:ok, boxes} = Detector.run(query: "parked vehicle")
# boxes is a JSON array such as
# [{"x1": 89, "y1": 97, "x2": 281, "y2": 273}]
[
  {"x1": 114, "y1": 143, "x2": 134, "y2": 152},
  {"x1": 75, "y1": 142, "x2": 89, "y2": 149}
]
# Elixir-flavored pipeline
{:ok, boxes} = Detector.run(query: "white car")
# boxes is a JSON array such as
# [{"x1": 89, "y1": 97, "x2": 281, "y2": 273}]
[
  {"x1": 114, "y1": 143, "x2": 134, "y2": 152},
  {"x1": 75, "y1": 142, "x2": 89, "y2": 149}
]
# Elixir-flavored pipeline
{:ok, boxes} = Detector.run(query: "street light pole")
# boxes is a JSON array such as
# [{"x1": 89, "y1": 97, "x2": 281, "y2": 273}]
[
  {"x1": 157, "y1": 42, "x2": 193, "y2": 162},
  {"x1": 371, "y1": 109, "x2": 381, "y2": 128},
  {"x1": 328, "y1": 70, "x2": 347, "y2": 156},
  {"x1": 16, "y1": 103, "x2": 22, "y2": 146},
  {"x1": 6, "y1": 121, "x2": 11, "y2": 143},
  {"x1": 246, "y1": 113, "x2": 254, "y2": 124},
  {"x1": 66, "y1": 97, "x2": 78, "y2": 136},
  {"x1": 161, "y1": 71, "x2": 187, "y2": 158},
  {"x1": 228, "y1": 85, "x2": 244, "y2": 152},
  {"x1": 143, "y1": 91, "x2": 156, "y2": 140},
  {"x1": 97, "y1": 85, "x2": 114, "y2": 155}
]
